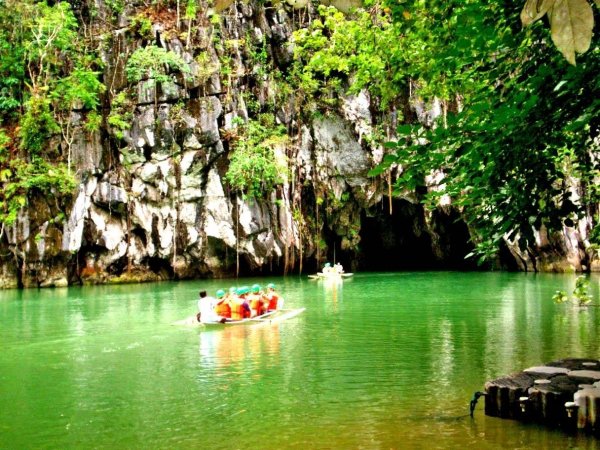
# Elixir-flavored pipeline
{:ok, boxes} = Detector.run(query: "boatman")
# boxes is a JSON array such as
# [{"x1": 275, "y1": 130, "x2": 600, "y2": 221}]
[{"x1": 197, "y1": 290, "x2": 221, "y2": 323}]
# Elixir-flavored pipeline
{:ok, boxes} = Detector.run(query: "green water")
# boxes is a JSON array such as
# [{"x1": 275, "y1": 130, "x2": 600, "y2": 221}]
[{"x1": 1, "y1": 272, "x2": 600, "y2": 449}]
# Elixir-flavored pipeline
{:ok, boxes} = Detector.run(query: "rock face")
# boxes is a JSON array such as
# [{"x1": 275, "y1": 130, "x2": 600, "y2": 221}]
[{"x1": 0, "y1": 1, "x2": 597, "y2": 288}]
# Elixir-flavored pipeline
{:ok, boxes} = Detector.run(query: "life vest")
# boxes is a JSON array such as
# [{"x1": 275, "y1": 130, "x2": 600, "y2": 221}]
[
  {"x1": 230, "y1": 298, "x2": 251, "y2": 320},
  {"x1": 248, "y1": 294, "x2": 265, "y2": 316},
  {"x1": 267, "y1": 293, "x2": 279, "y2": 311},
  {"x1": 215, "y1": 299, "x2": 231, "y2": 318}
]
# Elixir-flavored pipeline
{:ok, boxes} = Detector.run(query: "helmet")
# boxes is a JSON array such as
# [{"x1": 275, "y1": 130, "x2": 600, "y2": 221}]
[
  {"x1": 267, "y1": 283, "x2": 275, "y2": 289},
  {"x1": 216, "y1": 289, "x2": 225, "y2": 298},
  {"x1": 324, "y1": 262, "x2": 331, "y2": 267},
  {"x1": 252, "y1": 284, "x2": 261, "y2": 293},
  {"x1": 236, "y1": 286, "x2": 250, "y2": 295}
]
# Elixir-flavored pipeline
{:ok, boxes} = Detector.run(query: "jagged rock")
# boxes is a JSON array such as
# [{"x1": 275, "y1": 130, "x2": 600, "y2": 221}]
[
  {"x1": 504, "y1": 222, "x2": 598, "y2": 273},
  {"x1": 202, "y1": 169, "x2": 236, "y2": 248},
  {"x1": 5, "y1": 209, "x2": 30, "y2": 247},
  {"x1": 183, "y1": 133, "x2": 203, "y2": 150},
  {"x1": 0, "y1": 262, "x2": 18, "y2": 289},
  {"x1": 195, "y1": 97, "x2": 223, "y2": 145},
  {"x1": 93, "y1": 182, "x2": 129, "y2": 210},
  {"x1": 3, "y1": 1, "x2": 596, "y2": 289},
  {"x1": 63, "y1": 178, "x2": 98, "y2": 252},
  {"x1": 72, "y1": 128, "x2": 104, "y2": 176},
  {"x1": 343, "y1": 90, "x2": 374, "y2": 147},
  {"x1": 137, "y1": 79, "x2": 156, "y2": 105},
  {"x1": 313, "y1": 115, "x2": 370, "y2": 188}
]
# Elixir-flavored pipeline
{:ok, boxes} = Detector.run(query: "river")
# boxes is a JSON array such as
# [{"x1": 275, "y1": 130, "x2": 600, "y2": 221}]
[{"x1": 1, "y1": 272, "x2": 599, "y2": 449}]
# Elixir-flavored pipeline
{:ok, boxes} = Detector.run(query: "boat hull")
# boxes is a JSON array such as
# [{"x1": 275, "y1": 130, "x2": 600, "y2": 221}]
[{"x1": 174, "y1": 308, "x2": 305, "y2": 327}]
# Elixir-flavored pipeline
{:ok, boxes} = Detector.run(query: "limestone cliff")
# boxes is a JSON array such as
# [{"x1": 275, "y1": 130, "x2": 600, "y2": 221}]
[{"x1": 0, "y1": 0, "x2": 596, "y2": 288}]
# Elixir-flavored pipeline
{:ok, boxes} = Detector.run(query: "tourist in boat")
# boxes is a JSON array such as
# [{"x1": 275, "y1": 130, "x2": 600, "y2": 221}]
[
  {"x1": 266, "y1": 283, "x2": 284, "y2": 311},
  {"x1": 248, "y1": 284, "x2": 267, "y2": 317},
  {"x1": 323, "y1": 262, "x2": 332, "y2": 274},
  {"x1": 214, "y1": 289, "x2": 232, "y2": 321},
  {"x1": 197, "y1": 290, "x2": 221, "y2": 323},
  {"x1": 334, "y1": 262, "x2": 344, "y2": 274},
  {"x1": 230, "y1": 286, "x2": 252, "y2": 320}
]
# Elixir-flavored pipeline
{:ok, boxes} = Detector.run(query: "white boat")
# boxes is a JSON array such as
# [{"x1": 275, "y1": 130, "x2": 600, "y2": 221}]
[
  {"x1": 308, "y1": 272, "x2": 353, "y2": 280},
  {"x1": 174, "y1": 308, "x2": 305, "y2": 327}
]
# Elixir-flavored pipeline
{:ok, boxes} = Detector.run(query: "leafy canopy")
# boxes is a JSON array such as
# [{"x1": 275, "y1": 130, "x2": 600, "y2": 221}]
[{"x1": 372, "y1": 0, "x2": 599, "y2": 263}]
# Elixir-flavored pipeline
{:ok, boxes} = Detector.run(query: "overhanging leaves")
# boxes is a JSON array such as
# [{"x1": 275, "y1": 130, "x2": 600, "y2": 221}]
[
  {"x1": 548, "y1": 0, "x2": 594, "y2": 64},
  {"x1": 521, "y1": 0, "x2": 556, "y2": 26},
  {"x1": 521, "y1": 0, "x2": 595, "y2": 65}
]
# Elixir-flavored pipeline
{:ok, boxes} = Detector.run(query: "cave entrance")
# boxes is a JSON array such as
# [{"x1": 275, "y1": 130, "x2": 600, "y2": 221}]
[{"x1": 357, "y1": 198, "x2": 477, "y2": 271}]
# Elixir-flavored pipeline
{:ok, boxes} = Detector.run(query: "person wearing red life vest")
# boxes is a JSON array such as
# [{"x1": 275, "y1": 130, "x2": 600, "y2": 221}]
[
  {"x1": 248, "y1": 284, "x2": 268, "y2": 317},
  {"x1": 265, "y1": 283, "x2": 284, "y2": 311}
]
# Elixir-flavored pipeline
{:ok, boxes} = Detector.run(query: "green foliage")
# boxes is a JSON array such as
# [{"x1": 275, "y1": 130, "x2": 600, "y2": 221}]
[
  {"x1": 552, "y1": 290, "x2": 569, "y2": 303},
  {"x1": 104, "y1": 0, "x2": 125, "y2": 15},
  {"x1": 290, "y1": 5, "x2": 404, "y2": 110},
  {"x1": 209, "y1": 13, "x2": 221, "y2": 26},
  {"x1": 19, "y1": 93, "x2": 60, "y2": 156},
  {"x1": 375, "y1": 1, "x2": 599, "y2": 263},
  {"x1": 0, "y1": 27, "x2": 25, "y2": 115},
  {"x1": 53, "y1": 66, "x2": 105, "y2": 110},
  {"x1": 553, "y1": 276, "x2": 594, "y2": 306},
  {"x1": 125, "y1": 45, "x2": 189, "y2": 84},
  {"x1": 0, "y1": 129, "x2": 10, "y2": 165},
  {"x1": 0, "y1": 1, "x2": 95, "y2": 232},
  {"x1": 0, "y1": 155, "x2": 75, "y2": 226},
  {"x1": 185, "y1": 0, "x2": 198, "y2": 20},
  {"x1": 130, "y1": 14, "x2": 154, "y2": 40},
  {"x1": 1, "y1": 0, "x2": 105, "y2": 159},
  {"x1": 225, "y1": 117, "x2": 288, "y2": 198},
  {"x1": 25, "y1": 1, "x2": 78, "y2": 88},
  {"x1": 84, "y1": 111, "x2": 102, "y2": 134},
  {"x1": 195, "y1": 51, "x2": 219, "y2": 85},
  {"x1": 108, "y1": 92, "x2": 133, "y2": 140}
]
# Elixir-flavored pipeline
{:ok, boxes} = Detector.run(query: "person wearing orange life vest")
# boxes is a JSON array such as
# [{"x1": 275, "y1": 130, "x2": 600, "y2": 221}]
[
  {"x1": 214, "y1": 289, "x2": 231, "y2": 320},
  {"x1": 248, "y1": 284, "x2": 268, "y2": 317},
  {"x1": 265, "y1": 283, "x2": 284, "y2": 312},
  {"x1": 230, "y1": 286, "x2": 251, "y2": 320}
]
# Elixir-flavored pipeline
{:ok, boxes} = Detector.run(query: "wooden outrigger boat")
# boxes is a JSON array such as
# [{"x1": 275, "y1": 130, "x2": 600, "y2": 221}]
[{"x1": 174, "y1": 308, "x2": 306, "y2": 327}]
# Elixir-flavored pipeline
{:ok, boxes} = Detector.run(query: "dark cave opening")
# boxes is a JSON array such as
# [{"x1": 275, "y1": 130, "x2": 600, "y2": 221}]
[{"x1": 356, "y1": 199, "x2": 479, "y2": 271}]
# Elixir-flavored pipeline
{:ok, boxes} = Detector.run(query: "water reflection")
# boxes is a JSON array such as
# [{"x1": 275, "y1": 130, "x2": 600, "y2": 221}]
[
  {"x1": 198, "y1": 323, "x2": 281, "y2": 373},
  {"x1": 316, "y1": 277, "x2": 344, "y2": 313}
]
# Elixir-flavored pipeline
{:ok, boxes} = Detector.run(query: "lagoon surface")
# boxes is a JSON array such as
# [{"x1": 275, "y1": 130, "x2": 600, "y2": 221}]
[{"x1": 1, "y1": 272, "x2": 600, "y2": 449}]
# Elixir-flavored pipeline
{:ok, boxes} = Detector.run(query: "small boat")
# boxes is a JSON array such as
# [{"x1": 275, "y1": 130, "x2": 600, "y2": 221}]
[
  {"x1": 174, "y1": 308, "x2": 305, "y2": 327},
  {"x1": 308, "y1": 272, "x2": 353, "y2": 280}
]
